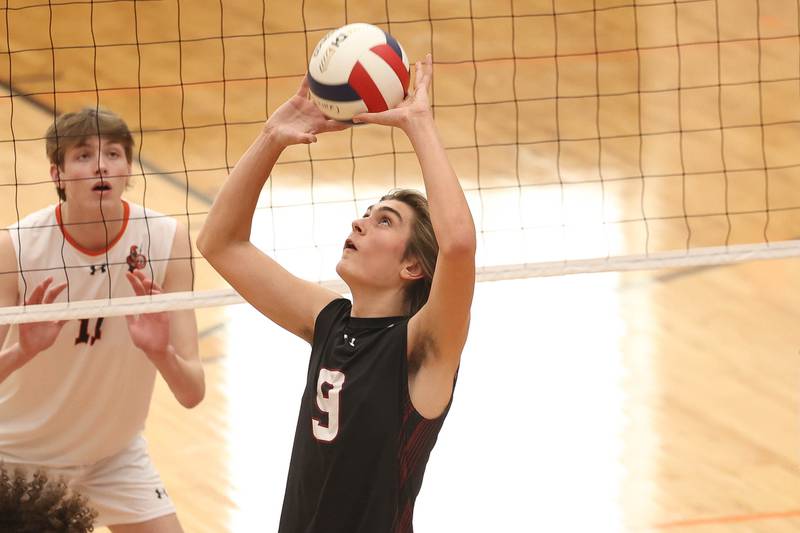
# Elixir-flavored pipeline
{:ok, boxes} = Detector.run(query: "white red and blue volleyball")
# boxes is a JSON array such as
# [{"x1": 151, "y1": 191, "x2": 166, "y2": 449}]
[{"x1": 308, "y1": 23, "x2": 410, "y2": 121}]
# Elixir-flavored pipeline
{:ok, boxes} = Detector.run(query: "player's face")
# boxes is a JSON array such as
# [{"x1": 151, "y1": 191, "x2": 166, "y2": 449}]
[
  {"x1": 336, "y1": 199, "x2": 417, "y2": 290},
  {"x1": 52, "y1": 136, "x2": 131, "y2": 209}
]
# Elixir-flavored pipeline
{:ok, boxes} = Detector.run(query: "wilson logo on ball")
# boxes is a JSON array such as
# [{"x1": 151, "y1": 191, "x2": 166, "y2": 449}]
[{"x1": 308, "y1": 23, "x2": 410, "y2": 122}]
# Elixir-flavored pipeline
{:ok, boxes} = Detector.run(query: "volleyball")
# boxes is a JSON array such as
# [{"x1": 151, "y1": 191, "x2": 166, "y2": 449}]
[{"x1": 307, "y1": 23, "x2": 410, "y2": 121}]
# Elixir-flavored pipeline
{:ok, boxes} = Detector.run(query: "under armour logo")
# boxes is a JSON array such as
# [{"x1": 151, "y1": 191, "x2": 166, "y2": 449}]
[
  {"x1": 89, "y1": 264, "x2": 107, "y2": 275},
  {"x1": 155, "y1": 488, "x2": 168, "y2": 499},
  {"x1": 343, "y1": 333, "x2": 356, "y2": 348}
]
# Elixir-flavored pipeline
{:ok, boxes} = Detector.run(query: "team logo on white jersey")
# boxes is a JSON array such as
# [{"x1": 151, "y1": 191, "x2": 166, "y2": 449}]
[{"x1": 126, "y1": 245, "x2": 147, "y2": 272}]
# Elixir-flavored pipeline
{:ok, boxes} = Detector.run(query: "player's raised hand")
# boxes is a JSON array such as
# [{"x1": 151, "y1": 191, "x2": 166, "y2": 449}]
[
  {"x1": 351, "y1": 53, "x2": 433, "y2": 131},
  {"x1": 125, "y1": 270, "x2": 171, "y2": 360},
  {"x1": 264, "y1": 76, "x2": 351, "y2": 147},
  {"x1": 17, "y1": 277, "x2": 69, "y2": 361}
]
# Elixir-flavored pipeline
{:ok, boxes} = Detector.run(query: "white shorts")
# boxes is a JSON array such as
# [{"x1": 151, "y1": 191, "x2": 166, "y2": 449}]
[{"x1": 4, "y1": 435, "x2": 176, "y2": 527}]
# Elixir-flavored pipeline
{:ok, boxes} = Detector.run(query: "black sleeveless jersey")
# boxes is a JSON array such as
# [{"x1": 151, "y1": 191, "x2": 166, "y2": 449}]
[{"x1": 278, "y1": 298, "x2": 452, "y2": 533}]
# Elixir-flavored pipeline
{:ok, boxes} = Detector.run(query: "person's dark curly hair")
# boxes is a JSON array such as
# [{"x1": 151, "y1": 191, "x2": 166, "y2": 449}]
[{"x1": 0, "y1": 463, "x2": 97, "y2": 533}]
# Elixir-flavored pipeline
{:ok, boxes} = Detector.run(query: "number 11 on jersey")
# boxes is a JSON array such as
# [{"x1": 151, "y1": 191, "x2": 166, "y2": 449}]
[
  {"x1": 312, "y1": 368, "x2": 345, "y2": 442},
  {"x1": 75, "y1": 317, "x2": 104, "y2": 346}
]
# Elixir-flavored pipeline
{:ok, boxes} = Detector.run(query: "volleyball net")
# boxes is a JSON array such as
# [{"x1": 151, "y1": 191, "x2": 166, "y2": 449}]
[{"x1": 1, "y1": 0, "x2": 799, "y2": 324}]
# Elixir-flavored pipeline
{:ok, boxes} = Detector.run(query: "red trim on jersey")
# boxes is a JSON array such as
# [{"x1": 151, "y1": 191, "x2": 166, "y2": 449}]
[
  {"x1": 394, "y1": 396, "x2": 441, "y2": 533},
  {"x1": 55, "y1": 200, "x2": 130, "y2": 257},
  {"x1": 394, "y1": 503, "x2": 413, "y2": 533},
  {"x1": 370, "y1": 43, "x2": 410, "y2": 97},
  {"x1": 349, "y1": 61, "x2": 388, "y2": 112},
  {"x1": 404, "y1": 419, "x2": 437, "y2": 482}
]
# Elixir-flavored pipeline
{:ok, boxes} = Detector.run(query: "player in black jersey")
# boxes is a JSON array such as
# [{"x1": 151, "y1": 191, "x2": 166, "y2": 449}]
[{"x1": 198, "y1": 54, "x2": 475, "y2": 533}]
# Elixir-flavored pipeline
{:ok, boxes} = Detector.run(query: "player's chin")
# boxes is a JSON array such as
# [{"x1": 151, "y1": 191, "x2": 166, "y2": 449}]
[
  {"x1": 86, "y1": 189, "x2": 122, "y2": 207},
  {"x1": 335, "y1": 260, "x2": 361, "y2": 288},
  {"x1": 335, "y1": 259, "x2": 349, "y2": 280}
]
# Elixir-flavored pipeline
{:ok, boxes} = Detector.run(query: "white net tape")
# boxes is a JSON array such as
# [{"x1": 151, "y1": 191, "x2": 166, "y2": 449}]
[{"x1": 2, "y1": 239, "x2": 798, "y2": 326}]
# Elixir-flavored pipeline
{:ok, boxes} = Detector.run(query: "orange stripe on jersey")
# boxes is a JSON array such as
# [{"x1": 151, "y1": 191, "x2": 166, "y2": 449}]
[{"x1": 55, "y1": 200, "x2": 131, "y2": 257}]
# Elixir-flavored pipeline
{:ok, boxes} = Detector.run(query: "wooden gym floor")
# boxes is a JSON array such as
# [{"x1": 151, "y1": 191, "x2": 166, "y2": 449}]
[{"x1": 1, "y1": 0, "x2": 799, "y2": 531}]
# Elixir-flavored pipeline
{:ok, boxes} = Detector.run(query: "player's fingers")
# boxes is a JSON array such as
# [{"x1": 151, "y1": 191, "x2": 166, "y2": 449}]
[
  {"x1": 414, "y1": 60, "x2": 431, "y2": 91},
  {"x1": 297, "y1": 75, "x2": 310, "y2": 98},
  {"x1": 138, "y1": 274, "x2": 159, "y2": 290},
  {"x1": 133, "y1": 271, "x2": 161, "y2": 294},
  {"x1": 421, "y1": 54, "x2": 433, "y2": 88},
  {"x1": 144, "y1": 284, "x2": 162, "y2": 295},
  {"x1": 25, "y1": 277, "x2": 51, "y2": 305},
  {"x1": 43, "y1": 282, "x2": 68, "y2": 304},
  {"x1": 352, "y1": 112, "x2": 387, "y2": 125},
  {"x1": 141, "y1": 282, "x2": 162, "y2": 296},
  {"x1": 126, "y1": 272, "x2": 145, "y2": 296},
  {"x1": 126, "y1": 270, "x2": 142, "y2": 287},
  {"x1": 323, "y1": 119, "x2": 351, "y2": 132}
]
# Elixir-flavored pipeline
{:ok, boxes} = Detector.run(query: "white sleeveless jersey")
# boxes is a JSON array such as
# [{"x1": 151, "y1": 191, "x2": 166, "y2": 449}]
[{"x1": 0, "y1": 201, "x2": 176, "y2": 466}]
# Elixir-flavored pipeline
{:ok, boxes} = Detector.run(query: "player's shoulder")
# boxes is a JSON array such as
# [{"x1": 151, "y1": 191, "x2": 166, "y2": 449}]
[
  {"x1": 11, "y1": 204, "x2": 58, "y2": 229},
  {"x1": 0, "y1": 228, "x2": 12, "y2": 260},
  {"x1": 166, "y1": 219, "x2": 190, "y2": 258},
  {"x1": 312, "y1": 298, "x2": 352, "y2": 341},
  {"x1": 2, "y1": 205, "x2": 59, "y2": 257},
  {"x1": 124, "y1": 200, "x2": 170, "y2": 223},
  {"x1": 123, "y1": 200, "x2": 179, "y2": 238},
  {"x1": 320, "y1": 297, "x2": 351, "y2": 321}
]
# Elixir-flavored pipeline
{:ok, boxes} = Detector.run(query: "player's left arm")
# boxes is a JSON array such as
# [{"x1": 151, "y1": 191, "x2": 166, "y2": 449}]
[
  {"x1": 405, "y1": 121, "x2": 476, "y2": 419},
  {"x1": 126, "y1": 222, "x2": 205, "y2": 408},
  {"x1": 354, "y1": 55, "x2": 477, "y2": 419}
]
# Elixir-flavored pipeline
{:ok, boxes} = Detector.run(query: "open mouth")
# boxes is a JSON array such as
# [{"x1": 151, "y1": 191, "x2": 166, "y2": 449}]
[
  {"x1": 344, "y1": 239, "x2": 357, "y2": 251},
  {"x1": 92, "y1": 182, "x2": 112, "y2": 192}
]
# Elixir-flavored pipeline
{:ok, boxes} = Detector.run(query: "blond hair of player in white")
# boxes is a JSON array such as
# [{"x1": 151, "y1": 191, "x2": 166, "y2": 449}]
[{"x1": 0, "y1": 108, "x2": 205, "y2": 533}]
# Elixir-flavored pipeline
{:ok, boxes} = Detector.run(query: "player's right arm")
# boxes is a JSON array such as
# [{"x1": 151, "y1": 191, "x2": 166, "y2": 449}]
[
  {"x1": 197, "y1": 77, "x2": 349, "y2": 344},
  {"x1": 0, "y1": 230, "x2": 67, "y2": 384}
]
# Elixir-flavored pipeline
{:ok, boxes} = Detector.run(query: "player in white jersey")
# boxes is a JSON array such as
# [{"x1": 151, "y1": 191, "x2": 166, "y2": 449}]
[{"x1": 0, "y1": 108, "x2": 205, "y2": 532}]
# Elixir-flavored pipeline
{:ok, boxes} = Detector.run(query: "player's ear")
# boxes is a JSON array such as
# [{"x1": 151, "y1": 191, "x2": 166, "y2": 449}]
[
  {"x1": 400, "y1": 258, "x2": 424, "y2": 281},
  {"x1": 50, "y1": 163, "x2": 60, "y2": 184},
  {"x1": 50, "y1": 163, "x2": 65, "y2": 198}
]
